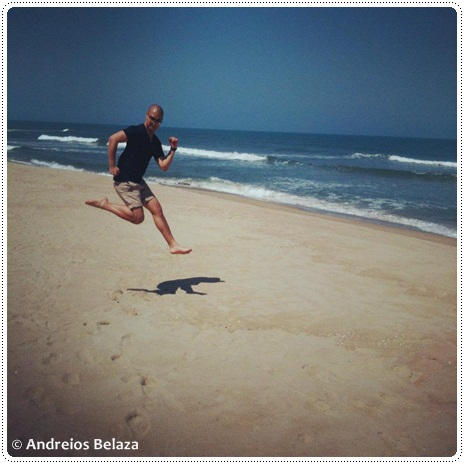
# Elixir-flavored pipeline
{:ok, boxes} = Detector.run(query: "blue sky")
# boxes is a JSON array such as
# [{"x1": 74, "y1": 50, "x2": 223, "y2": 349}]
[{"x1": 7, "y1": 7, "x2": 457, "y2": 138}]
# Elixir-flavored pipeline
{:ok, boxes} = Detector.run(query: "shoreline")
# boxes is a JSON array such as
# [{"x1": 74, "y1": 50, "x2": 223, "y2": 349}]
[
  {"x1": 8, "y1": 160, "x2": 457, "y2": 245},
  {"x1": 176, "y1": 183, "x2": 457, "y2": 246},
  {"x1": 7, "y1": 161, "x2": 457, "y2": 457}
]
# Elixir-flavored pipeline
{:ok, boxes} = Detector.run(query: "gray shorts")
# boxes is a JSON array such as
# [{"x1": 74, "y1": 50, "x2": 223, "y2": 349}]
[{"x1": 114, "y1": 179, "x2": 155, "y2": 210}]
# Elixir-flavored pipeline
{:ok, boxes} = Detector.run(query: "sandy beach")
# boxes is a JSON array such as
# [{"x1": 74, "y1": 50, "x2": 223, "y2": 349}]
[{"x1": 7, "y1": 162, "x2": 457, "y2": 457}]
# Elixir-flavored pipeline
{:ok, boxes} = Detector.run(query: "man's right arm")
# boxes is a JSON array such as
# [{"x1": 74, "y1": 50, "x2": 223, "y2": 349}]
[{"x1": 108, "y1": 130, "x2": 128, "y2": 176}]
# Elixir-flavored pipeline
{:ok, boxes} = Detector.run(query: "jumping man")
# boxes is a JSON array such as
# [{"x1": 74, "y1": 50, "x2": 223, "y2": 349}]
[{"x1": 85, "y1": 104, "x2": 192, "y2": 255}]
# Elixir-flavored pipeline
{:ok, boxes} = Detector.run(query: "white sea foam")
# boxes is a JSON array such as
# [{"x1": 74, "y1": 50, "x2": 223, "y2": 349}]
[
  {"x1": 38, "y1": 134, "x2": 99, "y2": 144},
  {"x1": 388, "y1": 155, "x2": 457, "y2": 168},
  {"x1": 106, "y1": 141, "x2": 127, "y2": 149},
  {"x1": 29, "y1": 159, "x2": 84, "y2": 172},
  {"x1": 146, "y1": 175, "x2": 456, "y2": 238},
  {"x1": 351, "y1": 152, "x2": 457, "y2": 169},
  {"x1": 351, "y1": 152, "x2": 383, "y2": 159},
  {"x1": 163, "y1": 145, "x2": 267, "y2": 162},
  {"x1": 7, "y1": 145, "x2": 19, "y2": 150}
]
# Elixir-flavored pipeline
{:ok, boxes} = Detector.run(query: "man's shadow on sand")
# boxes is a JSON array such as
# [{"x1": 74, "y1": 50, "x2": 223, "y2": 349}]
[{"x1": 128, "y1": 277, "x2": 224, "y2": 296}]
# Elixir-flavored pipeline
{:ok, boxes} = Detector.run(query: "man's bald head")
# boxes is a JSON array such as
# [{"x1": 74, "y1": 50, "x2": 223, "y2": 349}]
[{"x1": 147, "y1": 104, "x2": 164, "y2": 116}]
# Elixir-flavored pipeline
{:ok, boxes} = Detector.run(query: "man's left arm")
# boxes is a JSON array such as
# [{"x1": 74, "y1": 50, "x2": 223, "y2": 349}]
[{"x1": 157, "y1": 137, "x2": 178, "y2": 172}]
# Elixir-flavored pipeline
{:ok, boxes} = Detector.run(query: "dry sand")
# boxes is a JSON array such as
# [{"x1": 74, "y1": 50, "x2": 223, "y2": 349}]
[{"x1": 7, "y1": 162, "x2": 457, "y2": 457}]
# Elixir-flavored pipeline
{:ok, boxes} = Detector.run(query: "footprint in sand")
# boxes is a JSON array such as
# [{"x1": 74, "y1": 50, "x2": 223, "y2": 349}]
[
  {"x1": 111, "y1": 334, "x2": 132, "y2": 361},
  {"x1": 112, "y1": 290, "x2": 124, "y2": 302},
  {"x1": 42, "y1": 352, "x2": 60, "y2": 365},
  {"x1": 120, "y1": 374, "x2": 138, "y2": 384},
  {"x1": 313, "y1": 399, "x2": 332, "y2": 413},
  {"x1": 125, "y1": 411, "x2": 151, "y2": 438},
  {"x1": 97, "y1": 321, "x2": 110, "y2": 331},
  {"x1": 120, "y1": 334, "x2": 132, "y2": 346},
  {"x1": 122, "y1": 307, "x2": 138, "y2": 316},
  {"x1": 62, "y1": 372, "x2": 81, "y2": 385},
  {"x1": 23, "y1": 387, "x2": 54, "y2": 410}
]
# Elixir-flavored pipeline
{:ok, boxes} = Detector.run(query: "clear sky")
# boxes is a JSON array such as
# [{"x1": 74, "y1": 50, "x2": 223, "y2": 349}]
[{"x1": 7, "y1": 6, "x2": 457, "y2": 139}]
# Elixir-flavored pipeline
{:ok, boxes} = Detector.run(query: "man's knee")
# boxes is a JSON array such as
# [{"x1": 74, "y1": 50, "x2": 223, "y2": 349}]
[{"x1": 131, "y1": 208, "x2": 144, "y2": 224}]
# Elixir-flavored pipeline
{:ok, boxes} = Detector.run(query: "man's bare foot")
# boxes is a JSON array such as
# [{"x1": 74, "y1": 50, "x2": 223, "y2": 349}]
[
  {"x1": 170, "y1": 245, "x2": 192, "y2": 255},
  {"x1": 85, "y1": 198, "x2": 109, "y2": 209}
]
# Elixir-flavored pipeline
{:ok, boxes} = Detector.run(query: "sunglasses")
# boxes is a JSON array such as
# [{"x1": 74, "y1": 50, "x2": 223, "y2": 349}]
[{"x1": 147, "y1": 114, "x2": 163, "y2": 124}]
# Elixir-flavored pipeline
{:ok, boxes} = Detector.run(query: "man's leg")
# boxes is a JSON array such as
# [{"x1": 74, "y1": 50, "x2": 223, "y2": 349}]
[
  {"x1": 85, "y1": 198, "x2": 144, "y2": 224},
  {"x1": 144, "y1": 197, "x2": 192, "y2": 254}
]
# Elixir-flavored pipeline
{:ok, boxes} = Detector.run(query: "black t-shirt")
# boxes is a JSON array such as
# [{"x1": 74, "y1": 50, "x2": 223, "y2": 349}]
[{"x1": 113, "y1": 124, "x2": 164, "y2": 183}]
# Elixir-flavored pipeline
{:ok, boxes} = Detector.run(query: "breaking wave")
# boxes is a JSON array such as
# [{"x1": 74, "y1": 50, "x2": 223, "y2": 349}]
[
  {"x1": 169, "y1": 145, "x2": 267, "y2": 162},
  {"x1": 38, "y1": 134, "x2": 99, "y2": 144},
  {"x1": 145, "y1": 175, "x2": 456, "y2": 238},
  {"x1": 352, "y1": 152, "x2": 456, "y2": 168}
]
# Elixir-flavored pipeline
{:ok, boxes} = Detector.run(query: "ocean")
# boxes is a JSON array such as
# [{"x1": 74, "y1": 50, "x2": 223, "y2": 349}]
[{"x1": 7, "y1": 120, "x2": 458, "y2": 238}]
